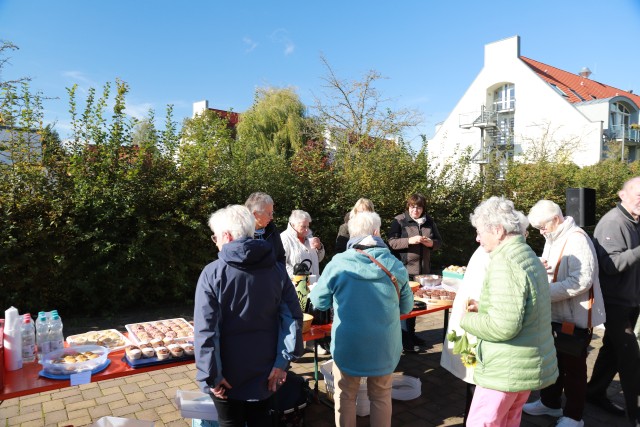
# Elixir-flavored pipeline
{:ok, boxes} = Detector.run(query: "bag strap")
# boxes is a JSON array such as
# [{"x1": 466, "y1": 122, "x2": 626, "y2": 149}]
[
  {"x1": 355, "y1": 249, "x2": 400, "y2": 299},
  {"x1": 551, "y1": 229, "x2": 594, "y2": 329}
]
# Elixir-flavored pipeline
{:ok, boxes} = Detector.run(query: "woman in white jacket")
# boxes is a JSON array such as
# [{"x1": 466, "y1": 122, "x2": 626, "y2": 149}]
[
  {"x1": 524, "y1": 200, "x2": 606, "y2": 427},
  {"x1": 281, "y1": 210, "x2": 325, "y2": 277}
]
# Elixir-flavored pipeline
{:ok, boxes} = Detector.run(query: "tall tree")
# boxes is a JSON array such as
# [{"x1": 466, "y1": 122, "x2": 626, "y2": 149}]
[
  {"x1": 236, "y1": 87, "x2": 312, "y2": 159},
  {"x1": 312, "y1": 54, "x2": 422, "y2": 149}
]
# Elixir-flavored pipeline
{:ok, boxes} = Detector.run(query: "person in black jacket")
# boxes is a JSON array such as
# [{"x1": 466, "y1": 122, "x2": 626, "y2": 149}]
[
  {"x1": 194, "y1": 205, "x2": 303, "y2": 427},
  {"x1": 388, "y1": 193, "x2": 442, "y2": 353},
  {"x1": 245, "y1": 192, "x2": 286, "y2": 266}
]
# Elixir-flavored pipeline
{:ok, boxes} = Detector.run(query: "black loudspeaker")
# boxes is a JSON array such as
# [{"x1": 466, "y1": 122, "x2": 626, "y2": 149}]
[{"x1": 566, "y1": 188, "x2": 596, "y2": 227}]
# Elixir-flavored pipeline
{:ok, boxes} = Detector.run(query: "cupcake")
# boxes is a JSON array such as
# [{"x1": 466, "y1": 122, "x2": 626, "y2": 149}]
[
  {"x1": 182, "y1": 343, "x2": 194, "y2": 356},
  {"x1": 162, "y1": 336, "x2": 174, "y2": 346},
  {"x1": 168, "y1": 344, "x2": 184, "y2": 358},
  {"x1": 126, "y1": 346, "x2": 142, "y2": 360},
  {"x1": 150, "y1": 338, "x2": 163, "y2": 348},
  {"x1": 155, "y1": 346, "x2": 170, "y2": 361},
  {"x1": 141, "y1": 346, "x2": 155, "y2": 358}
]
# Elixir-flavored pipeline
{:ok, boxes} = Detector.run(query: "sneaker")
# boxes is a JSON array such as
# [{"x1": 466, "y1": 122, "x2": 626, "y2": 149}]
[
  {"x1": 402, "y1": 345, "x2": 419, "y2": 354},
  {"x1": 522, "y1": 399, "x2": 563, "y2": 417},
  {"x1": 317, "y1": 346, "x2": 330, "y2": 356},
  {"x1": 555, "y1": 417, "x2": 584, "y2": 427}
]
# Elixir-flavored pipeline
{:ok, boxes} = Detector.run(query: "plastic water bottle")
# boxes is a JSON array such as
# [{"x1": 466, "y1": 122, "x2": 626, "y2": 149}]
[
  {"x1": 48, "y1": 313, "x2": 64, "y2": 352},
  {"x1": 21, "y1": 313, "x2": 36, "y2": 363},
  {"x1": 36, "y1": 312, "x2": 51, "y2": 360}
]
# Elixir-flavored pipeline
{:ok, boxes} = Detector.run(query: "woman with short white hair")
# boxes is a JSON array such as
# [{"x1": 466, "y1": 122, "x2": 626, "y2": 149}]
[
  {"x1": 523, "y1": 200, "x2": 606, "y2": 427},
  {"x1": 310, "y1": 211, "x2": 413, "y2": 427},
  {"x1": 460, "y1": 196, "x2": 558, "y2": 426},
  {"x1": 280, "y1": 209, "x2": 325, "y2": 277}
]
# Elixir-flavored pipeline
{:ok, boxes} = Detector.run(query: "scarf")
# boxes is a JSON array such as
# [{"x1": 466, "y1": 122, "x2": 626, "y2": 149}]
[{"x1": 346, "y1": 235, "x2": 387, "y2": 250}]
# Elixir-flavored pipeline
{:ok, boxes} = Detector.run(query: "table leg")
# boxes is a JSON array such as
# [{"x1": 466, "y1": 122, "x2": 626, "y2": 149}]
[
  {"x1": 313, "y1": 339, "x2": 319, "y2": 401},
  {"x1": 442, "y1": 308, "x2": 450, "y2": 341}
]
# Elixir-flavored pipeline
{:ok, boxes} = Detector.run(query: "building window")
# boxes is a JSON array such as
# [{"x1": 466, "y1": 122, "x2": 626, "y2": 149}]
[
  {"x1": 610, "y1": 102, "x2": 631, "y2": 139},
  {"x1": 549, "y1": 83, "x2": 568, "y2": 97},
  {"x1": 493, "y1": 84, "x2": 515, "y2": 111},
  {"x1": 569, "y1": 89, "x2": 585, "y2": 101}
]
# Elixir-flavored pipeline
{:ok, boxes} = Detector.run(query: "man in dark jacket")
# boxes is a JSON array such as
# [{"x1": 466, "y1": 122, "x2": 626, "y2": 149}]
[
  {"x1": 194, "y1": 205, "x2": 303, "y2": 427},
  {"x1": 587, "y1": 177, "x2": 640, "y2": 425},
  {"x1": 245, "y1": 192, "x2": 286, "y2": 266}
]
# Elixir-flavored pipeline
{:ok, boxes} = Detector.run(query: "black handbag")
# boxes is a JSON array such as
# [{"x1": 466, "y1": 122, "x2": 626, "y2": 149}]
[
  {"x1": 270, "y1": 372, "x2": 312, "y2": 427},
  {"x1": 549, "y1": 231, "x2": 594, "y2": 358}
]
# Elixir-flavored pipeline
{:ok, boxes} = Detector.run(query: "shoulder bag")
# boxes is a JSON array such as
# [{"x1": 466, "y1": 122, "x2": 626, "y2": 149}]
[{"x1": 550, "y1": 230, "x2": 593, "y2": 358}]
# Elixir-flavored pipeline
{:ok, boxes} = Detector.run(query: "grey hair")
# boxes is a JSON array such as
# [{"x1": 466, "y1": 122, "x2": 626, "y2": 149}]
[
  {"x1": 470, "y1": 196, "x2": 523, "y2": 235},
  {"x1": 348, "y1": 211, "x2": 381, "y2": 238},
  {"x1": 289, "y1": 209, "x2": 312, "y2": 225},
  {"x1": 528, "y1": 200, "x2": 563, "y2": 229},
  {"x1": 245, "y1": 192, "x2": 274, "y2": 214},
  {"x1": 349, "y1": 198, "x2": 375, "y2": 219},
  {"x1": 208, "y1": 205, "x2": 255, "y2": 240}
]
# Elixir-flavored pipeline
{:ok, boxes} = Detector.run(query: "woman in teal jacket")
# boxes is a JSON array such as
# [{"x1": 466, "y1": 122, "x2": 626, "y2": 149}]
[
  {"x1": 460, "y1": 196, "x2": 558, "y2": 426},
  {"x1": 310, "y1": 211, "x2": 414, "y2": 427}
]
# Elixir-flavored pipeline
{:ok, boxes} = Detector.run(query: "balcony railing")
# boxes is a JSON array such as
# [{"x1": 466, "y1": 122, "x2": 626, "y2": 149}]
[{"x1": 607, "y1": 124, "x2": 640, "y2": 143}]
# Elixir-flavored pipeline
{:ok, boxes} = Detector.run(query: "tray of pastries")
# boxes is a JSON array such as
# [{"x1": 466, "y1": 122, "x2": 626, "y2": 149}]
[
  {"x1": 414, "y1": 288, "x2": 456, "y2": 306},
  {"x1": 123, "y1": 341, "x2": 195, "y2": 368},
  {"x1": 125, "y1": 318, "x2": 194, "y2": 345},
  {"x1": 66, "y1": 329, "x2": 131, "y2": 351}
]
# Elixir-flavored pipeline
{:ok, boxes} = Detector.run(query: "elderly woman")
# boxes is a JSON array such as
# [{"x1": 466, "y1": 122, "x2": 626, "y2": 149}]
[
  {"x1": 335, "y1": 198, "x2": 375, "y2": 254},
  {"x1": 523, "y1": 200, "x2": 606, "y2": 427},
  {"x1": 310, "y1": 211, "x2": 414, "y2": 427},
  {"x1": 460, "y1": 196, "x2": 558, "y2": 427},
  {"x1": 388, "y1": 193, "x2": 442, "y2": 352},
  {"x1": 281, "y1": 210, "x2": 325, "y2": 277},
  {"x1": 441, "y1": 212, "x2": 530, "y2": 422},
  {"x1": 245, "y1": 192, "x2": 286, "y2": 265}
]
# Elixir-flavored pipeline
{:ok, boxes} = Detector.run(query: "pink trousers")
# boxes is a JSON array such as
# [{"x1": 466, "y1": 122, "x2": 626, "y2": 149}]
[{"x1": 466, "y1": 386, "x2": 530, "y2": 427}]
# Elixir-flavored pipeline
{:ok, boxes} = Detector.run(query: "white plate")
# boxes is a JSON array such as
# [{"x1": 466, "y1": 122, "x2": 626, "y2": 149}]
[{"x1": 66, "y1": 329, "x2": 131, "y2": 352}]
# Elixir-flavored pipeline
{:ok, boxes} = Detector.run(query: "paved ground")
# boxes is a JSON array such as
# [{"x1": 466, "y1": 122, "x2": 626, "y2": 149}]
[{"x1": 1, "y1": 311, "x2": 629, "y2": 427}]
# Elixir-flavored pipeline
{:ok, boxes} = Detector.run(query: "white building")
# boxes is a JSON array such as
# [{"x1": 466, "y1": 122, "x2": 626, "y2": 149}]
[{"x1": 429, "y1": 36, "x2": 640, "y2": 174}]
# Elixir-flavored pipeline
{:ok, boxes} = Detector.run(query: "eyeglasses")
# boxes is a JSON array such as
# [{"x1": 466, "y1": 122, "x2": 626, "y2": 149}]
[{"x1": 408, "y1": 205, "x2": 423, "y2": 210}]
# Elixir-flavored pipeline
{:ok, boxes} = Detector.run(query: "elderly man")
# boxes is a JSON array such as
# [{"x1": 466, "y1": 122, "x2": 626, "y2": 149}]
[
  {"x1": 587, "y1": 177, "x2": 640, "y2": 426},
  {"x1": 310, "y1": 211, "x2": 413, "y2": 427},
  {"x1": 245, "y1": 192, "x2": 286, "y2": 265},
  {"x1": 194, "y1": 205, "x2": 303, "y2": 427}
]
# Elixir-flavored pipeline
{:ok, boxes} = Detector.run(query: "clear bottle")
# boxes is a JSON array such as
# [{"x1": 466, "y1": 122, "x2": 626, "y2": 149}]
[
  {"x1": 48, "y1": 313, "x2": 64, "y2": 352},
  {"x1": 36, "y1": 312, "x2": 51, "y2": 360},
  {"x1": 21, "y1": 313, "x2": 36, "y2": 363}
]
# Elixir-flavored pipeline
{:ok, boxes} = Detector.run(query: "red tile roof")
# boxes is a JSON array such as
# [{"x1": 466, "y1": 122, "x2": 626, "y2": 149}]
[{"x1": 521, "y1": 56, "x2": 640, "y2": 108}]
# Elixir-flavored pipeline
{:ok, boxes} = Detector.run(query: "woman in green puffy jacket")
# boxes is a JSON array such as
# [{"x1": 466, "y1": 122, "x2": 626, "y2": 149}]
[{"x1": 460, "y1": 196, "x2": 558, "y2": 426}]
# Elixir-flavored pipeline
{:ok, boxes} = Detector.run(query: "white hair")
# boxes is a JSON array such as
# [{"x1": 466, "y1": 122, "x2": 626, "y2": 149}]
[
  {"x1": 348, "y1": 211, "x2": 381, "y2": 238},
  {"x1": 470, "y1": 196, "x2": 523, "y2": 236},
  {"x1": 528, "y1": 200, "x2": 563, "y2": 229},
  {"x1": 289, "y1": 209, "x2": 312, "y2": 225},
  {"x1": 208, "y1": 205, "x2": 255, "y2": 240}
]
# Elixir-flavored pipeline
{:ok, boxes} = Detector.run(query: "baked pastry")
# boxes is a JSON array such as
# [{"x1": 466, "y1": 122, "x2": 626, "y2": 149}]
[{"x1": 155, "y1": 346, "x2": 170, "y2": 360}]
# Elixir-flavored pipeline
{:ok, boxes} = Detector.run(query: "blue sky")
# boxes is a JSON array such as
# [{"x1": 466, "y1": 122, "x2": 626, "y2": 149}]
[{"x1": 1, "y1": 0, "x2": 640, "y2": 150}]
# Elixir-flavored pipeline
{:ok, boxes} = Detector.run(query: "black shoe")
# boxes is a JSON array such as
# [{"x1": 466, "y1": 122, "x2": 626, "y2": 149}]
[
  {"x1": 586, "y1": 395, "x2": 625, "y2": 416},
  {"x1": 412, "y1": 335, "x2": 427, "y2": 346},
  {"x1": 402, "y1": 345, "x2": 419, "y2": 354}
]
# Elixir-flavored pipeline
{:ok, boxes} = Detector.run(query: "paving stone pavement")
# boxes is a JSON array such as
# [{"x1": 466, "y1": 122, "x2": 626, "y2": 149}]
[{"x1": 0, "y1": 312, "x2": 630, "y2": 427}]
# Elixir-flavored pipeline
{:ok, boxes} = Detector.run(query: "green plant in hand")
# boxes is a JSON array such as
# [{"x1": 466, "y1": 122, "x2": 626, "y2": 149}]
[{"x1": 447, "y1": 330, "x2": 477, "y2": 367}]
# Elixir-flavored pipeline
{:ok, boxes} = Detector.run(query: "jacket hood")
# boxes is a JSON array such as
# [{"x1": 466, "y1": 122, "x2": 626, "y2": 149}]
[
  {"x1": 219, "y1": 237, "x2": 276, "y2": 270},
  {"x1": 545, "y1": 216, "x2": 577, "y2": 244},
  {"x1": 335, "y1": 247, "x2": 399, "y2": 281}
]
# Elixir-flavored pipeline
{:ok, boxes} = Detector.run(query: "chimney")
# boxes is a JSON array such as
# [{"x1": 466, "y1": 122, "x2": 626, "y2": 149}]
[{"x1": 579, "y1": 67, "x2": 592, "y2": 79}]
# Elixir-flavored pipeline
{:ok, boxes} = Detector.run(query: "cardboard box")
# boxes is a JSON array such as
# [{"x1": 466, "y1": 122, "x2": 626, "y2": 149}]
[
  {"x1": 175, "y1": 390, "x2": 218, "y2": 421},
  {"x1": 92, "y1": 417, "x2": 154, "y2": 427}
]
